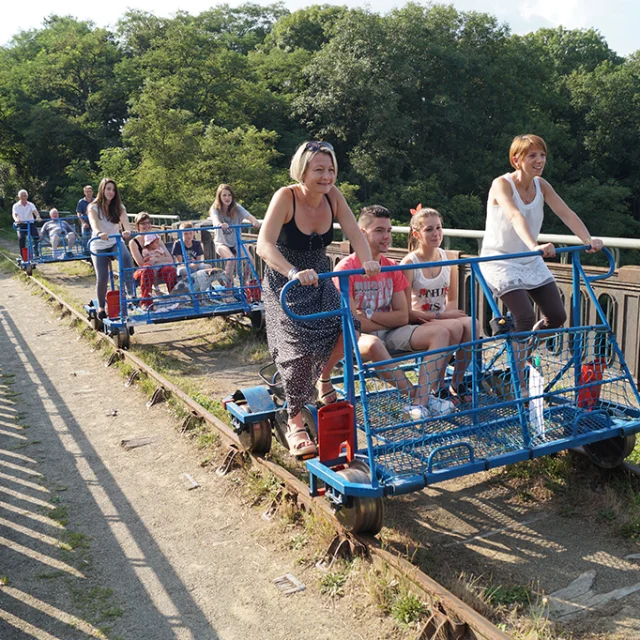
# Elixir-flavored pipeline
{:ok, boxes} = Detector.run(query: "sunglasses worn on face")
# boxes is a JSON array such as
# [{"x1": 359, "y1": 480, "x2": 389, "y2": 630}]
[{"x1": 305, "y1": 141, "x2": 334, "y2": 152}]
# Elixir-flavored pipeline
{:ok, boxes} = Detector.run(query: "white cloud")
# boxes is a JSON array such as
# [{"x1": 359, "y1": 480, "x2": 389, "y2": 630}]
[{"x1": 519, "y1": 0, "x2": 594, "y2": 28}]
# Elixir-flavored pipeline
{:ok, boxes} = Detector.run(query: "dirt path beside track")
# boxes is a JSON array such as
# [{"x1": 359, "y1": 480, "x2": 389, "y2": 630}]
[{"x1": 0, "y1": 267, "x2": 402, "y2": 640}]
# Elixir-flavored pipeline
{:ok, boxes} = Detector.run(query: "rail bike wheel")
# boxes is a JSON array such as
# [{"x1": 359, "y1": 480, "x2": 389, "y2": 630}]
[
  {"x1": 92, "y1": 315, "x2": 104, "y2": 333},
  {"x1": 583, "y1": 434, "x2": 636, "y2": 469},
  {"x1": 239, "y1": 419, "x2": 272, "y2": 455},
  {"x1": 112, "y1": 328, "x2": 130, "y2": 350},
  {"x1": 25, "y1": 264, "x2": 33, "y2": 276},
  {"x1": 335, "y1": 460, "x2": 384, "y2": 535},
  {"x1": 250, "y1": 309, "x2": 265, "y2": 332}
]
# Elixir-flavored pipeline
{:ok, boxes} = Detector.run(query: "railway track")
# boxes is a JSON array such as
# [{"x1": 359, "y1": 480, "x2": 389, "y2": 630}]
[
  {"x1": 0, "y1": 247, "x2": 513, "y2": 640},
  {"x1": 4, "y1": 245, "x2": 640, "y2": 639}
]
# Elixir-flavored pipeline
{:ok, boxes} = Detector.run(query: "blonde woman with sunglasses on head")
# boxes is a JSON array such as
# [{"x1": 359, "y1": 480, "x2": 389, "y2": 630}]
[{"x1": 257, "y1": 141, "x2": 380, "y2": 457}]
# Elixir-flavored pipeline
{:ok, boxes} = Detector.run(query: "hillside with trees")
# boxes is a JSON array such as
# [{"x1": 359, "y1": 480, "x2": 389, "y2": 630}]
[{"x1": 1, "y1": 2, "x2": 639, "y2": 242}]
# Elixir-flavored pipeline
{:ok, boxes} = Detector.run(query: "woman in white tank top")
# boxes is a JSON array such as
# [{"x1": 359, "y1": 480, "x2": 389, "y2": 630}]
[
  {"x1": 479, "y1": 134, "x2": 603, "y2": 395},
  {"x1": 400, "y1": 206, "x2": 477, "y2": 404}
]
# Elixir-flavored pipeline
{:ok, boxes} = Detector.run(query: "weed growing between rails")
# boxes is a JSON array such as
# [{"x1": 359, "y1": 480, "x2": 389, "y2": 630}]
[
  {"x1": 445, "y1": 573, "x2": 560, "y2": 640},
  {"x1": 365, "y1": 561, "x2": 440, "y2": 632},
  {"x1": 236, "y1": 464, "x2": 428, "y2": 637}
]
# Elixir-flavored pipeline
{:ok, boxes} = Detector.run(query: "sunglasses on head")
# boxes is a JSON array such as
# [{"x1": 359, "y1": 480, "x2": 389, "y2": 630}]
[{"x1": 305, "y1": 141, "x2": 334, "y2": 153}]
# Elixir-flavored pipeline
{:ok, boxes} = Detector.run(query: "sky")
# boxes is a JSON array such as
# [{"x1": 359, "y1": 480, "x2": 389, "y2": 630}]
[{"x1": 1, "y1": 0, "x2": 638, "y2": 57}]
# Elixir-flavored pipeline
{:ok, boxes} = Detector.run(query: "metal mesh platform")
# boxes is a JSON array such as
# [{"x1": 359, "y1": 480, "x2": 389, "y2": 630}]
[{"x1": 350, "y1": 326, "x2": 640, "y2": 485}]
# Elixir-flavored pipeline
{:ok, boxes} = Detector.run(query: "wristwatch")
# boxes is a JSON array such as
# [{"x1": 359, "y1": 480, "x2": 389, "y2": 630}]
[{"x1": 365, "y1": 308, "x2": 373, "y2": 320}]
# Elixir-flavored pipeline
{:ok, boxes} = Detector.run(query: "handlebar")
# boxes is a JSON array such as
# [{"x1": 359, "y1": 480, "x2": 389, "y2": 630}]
[
  {"x1": 585, "y1": 247, "x2": 615, "y2": 282},
  {"x1": 280, "y1": 244, "x2": 602, "y2": 321}
]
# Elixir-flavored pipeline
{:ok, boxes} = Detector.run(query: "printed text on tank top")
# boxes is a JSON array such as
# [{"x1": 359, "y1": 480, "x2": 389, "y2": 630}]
[
  {"x1": 277, "y1": 187, "x2": 335, "y2": 251},
  {"x1": 408, "y1": 249, "x2": 450, "y2": 313}
]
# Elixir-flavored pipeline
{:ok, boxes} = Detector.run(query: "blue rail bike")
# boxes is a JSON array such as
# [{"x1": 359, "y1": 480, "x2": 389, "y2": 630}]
[
  {"x1": 84, "y1": 224, "x2": 264, "y2": 349},
  {"x1": 226, "y1": 246, "x2": 640, "y2": 534},
  {"x1": 14, "y1": 215, "x2": 88, "y2": 275}
]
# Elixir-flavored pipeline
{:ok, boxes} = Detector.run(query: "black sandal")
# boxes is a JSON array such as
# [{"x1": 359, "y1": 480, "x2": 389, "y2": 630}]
[
  {"x1": 316, "y1": 377, "x2": 338, "y2": 405},
  {"x1": 449, "y1": 383, "x2": 473, "y2": 405}
]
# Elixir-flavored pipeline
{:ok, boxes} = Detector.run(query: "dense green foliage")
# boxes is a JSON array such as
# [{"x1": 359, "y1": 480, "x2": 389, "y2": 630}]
[{"x1": 1, "y1": 2, "x2": 639, "y2": 242}]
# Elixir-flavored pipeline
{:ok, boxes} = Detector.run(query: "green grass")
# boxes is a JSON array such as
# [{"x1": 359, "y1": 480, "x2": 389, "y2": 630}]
[
  {"x1": 245, "y1": 469, "x2": 281, "y2": 504},
  {"x1": 70, "y1": 585, "x2": 124, "y2": 627},
  {"x1": 628, "y1": 440, "x2": 640, "y2": 465},
  {"x1": 484, "y1": 584, "x2": 531, "y2": 607},
  {"x1": 619, "y1": 516, "x2": 640, "y2": 540},
  {"x1": 503, "y1": 453, "x2": 572, "y2": 485},
  {"x1": 194, "y1": 424, "x2": 220, "y2": 450},
  {"x1": 37, "y1": 571, "x2": 66, "y2": 580},
  {"x1": 55, "y1": 261, "x2": 94, "y2": 277},
  {"x1": 288, "y1": 532, "x2": 307, "y2": 551},
  {"x1": 391, "y1": 592, "x2": 427, "y2": 627},
  {"x1": 319, "y1": 570, "x2": 349, "y2": 598},
  {"x1": 0, "y1": 253, "x2": 16, "y2": 274},
  {"x1": 48, "y1": 504, "x2": 69, "y2": 527},
  {"x1": 59, "y1": 530, "x2": 91, "y2": 551}
]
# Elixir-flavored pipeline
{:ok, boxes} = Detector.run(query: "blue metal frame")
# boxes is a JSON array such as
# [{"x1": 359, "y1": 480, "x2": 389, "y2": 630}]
[
  {"x1": 83, "y1": 224, "x2": 263, "y2": 336},
  {"x1": 279, "y1": 246, "x2": 640, "y2": 502},
  {"x1": 14, "y1": 217, "x2": 90, "y2": 270}
]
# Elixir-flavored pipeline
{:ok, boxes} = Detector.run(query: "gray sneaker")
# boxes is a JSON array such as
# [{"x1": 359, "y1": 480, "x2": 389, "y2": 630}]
[{"x1": 424, "y1": 394, "x2": 455, "y2": 416}]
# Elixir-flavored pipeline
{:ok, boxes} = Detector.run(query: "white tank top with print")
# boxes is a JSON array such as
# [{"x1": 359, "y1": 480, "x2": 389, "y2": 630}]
[{"x1": 407, "y1": 248, "x2": 450, "y2": 313}]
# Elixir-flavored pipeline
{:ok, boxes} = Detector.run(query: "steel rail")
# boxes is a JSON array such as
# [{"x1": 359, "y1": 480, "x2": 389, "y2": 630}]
[{"x1": 0, "y1": 247, "x2": 515, "y2": 639}]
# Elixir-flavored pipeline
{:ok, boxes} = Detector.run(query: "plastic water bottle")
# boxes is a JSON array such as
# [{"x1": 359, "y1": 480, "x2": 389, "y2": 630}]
[{"x1": 528, "y1": 356, "x2": 545, "y2": 440}]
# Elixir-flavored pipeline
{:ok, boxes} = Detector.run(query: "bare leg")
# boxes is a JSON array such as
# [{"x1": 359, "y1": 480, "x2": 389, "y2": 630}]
[
  {"x1": 425, "y1": 319, "x2": 464, "y2": 391},
  {"x1": 407, "y1": 323, "x2": 453, "y2": 402},
  {"x1": 358, "y1": 334, "x2": 414, "y2": 398},
  {"x1": 215, "y1": 245, "x2": 236, "y2": 284},
  {"x1": 450, "y1": 316, "x2": 478, "y2": 391},
  {"x1": 500, "y1": 284, "x2": 565, "y2": 395}
]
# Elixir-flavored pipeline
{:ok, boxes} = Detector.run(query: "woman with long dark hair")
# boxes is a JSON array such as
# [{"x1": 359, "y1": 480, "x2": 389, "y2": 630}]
[{"x1": 87, "y1": 178, "x2": 133, "y2": 319}]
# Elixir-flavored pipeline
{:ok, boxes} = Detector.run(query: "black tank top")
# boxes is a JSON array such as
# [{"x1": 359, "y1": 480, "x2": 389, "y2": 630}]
[{"x1": 277, "y1": 187, "x2": 335, "y2": 251}]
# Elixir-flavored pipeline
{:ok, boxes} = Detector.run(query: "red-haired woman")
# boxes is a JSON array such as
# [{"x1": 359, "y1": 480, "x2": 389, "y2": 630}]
[{"x1": 480, "y1": 134, "x2": 603, "y2": 394}]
